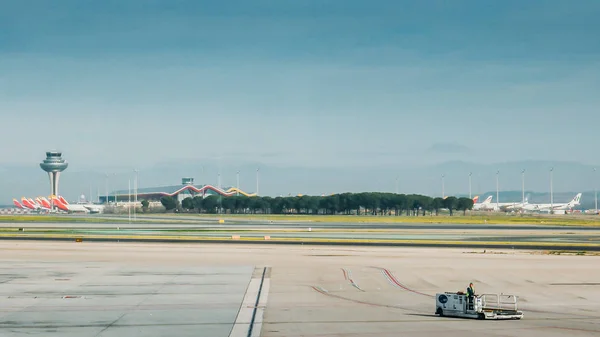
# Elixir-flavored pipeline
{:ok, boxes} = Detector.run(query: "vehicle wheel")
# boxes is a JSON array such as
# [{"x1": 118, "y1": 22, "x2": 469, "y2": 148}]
[
  {"x1": 436, "y1": 307, "x2": 443, "y2": 316},
  {"x1": 477, "y1": 313, "x2": 485, "y2": 320}
]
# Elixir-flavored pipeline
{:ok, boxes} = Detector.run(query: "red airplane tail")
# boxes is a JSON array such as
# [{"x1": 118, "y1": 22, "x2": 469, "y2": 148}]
[
  {"x1": 51, "y1": 196, "x2": 69, "y2": 211},
  {"x1": 21, "y1": 197, "x2": 37, "y2": 210},
  {"x1": 59, "y1": 196, "x2": 69, "y2": 205},
  {"x1": 13, "y1": 199, "x2": 25, "y2": 209}
]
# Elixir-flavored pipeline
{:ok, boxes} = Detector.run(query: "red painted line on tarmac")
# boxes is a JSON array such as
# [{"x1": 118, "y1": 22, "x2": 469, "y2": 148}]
[
  {"x1": 341, "y1": 268, "x2": 349, "y2": 280},
  {"x1": 374, "y1": 267, "x2": 433, "y2": 298},
  {"x1": 341, "y1": 268, "x2": 364, "y2": 291},
  {"x1": 311, "y1": 286, "x2": 413, "y2": 311}
]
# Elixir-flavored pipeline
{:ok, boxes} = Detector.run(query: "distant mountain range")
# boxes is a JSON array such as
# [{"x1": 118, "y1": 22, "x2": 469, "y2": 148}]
[{"x1": 0, "y1": 159, "x2": 597, "y2": 205}]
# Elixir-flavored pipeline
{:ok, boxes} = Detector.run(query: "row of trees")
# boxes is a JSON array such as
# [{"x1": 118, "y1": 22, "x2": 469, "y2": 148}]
[{"x1": 155, "y1": 192, "x2": 475, "y2": 216}]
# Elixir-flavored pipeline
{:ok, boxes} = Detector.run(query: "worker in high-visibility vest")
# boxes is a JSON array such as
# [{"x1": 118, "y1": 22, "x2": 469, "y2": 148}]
[{"x1": 467, "y1": 283, "x2": 475, "y2": 297}]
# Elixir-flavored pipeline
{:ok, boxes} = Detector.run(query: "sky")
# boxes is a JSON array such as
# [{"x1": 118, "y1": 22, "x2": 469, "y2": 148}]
[{"x1": 1, "y1": 0, "x2": 600, "y2": 201}]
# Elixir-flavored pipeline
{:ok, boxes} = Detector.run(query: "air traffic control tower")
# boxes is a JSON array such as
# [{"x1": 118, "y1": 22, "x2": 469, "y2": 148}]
[{"x1": 40, "y1": 151, "x2": 68, "y2": 197}]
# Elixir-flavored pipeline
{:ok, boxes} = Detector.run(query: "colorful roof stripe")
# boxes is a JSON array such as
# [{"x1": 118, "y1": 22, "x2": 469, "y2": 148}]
[{"x1": 111, "y1": 184, "x2": 256, "y2": 197}]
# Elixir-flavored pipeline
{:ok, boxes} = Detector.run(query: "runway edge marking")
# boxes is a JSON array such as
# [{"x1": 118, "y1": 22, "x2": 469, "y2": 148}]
[{"x1": 229, "y1": 266, "x2": 271, "y2": 337}]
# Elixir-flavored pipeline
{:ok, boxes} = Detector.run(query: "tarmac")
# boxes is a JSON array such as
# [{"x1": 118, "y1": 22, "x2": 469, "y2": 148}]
[
  {"x1": 0, "y1": 260, "x2": 261, "y2": 336},
  {"x1": 1, "y1": 241, "x2": 599, "y2": 336}
]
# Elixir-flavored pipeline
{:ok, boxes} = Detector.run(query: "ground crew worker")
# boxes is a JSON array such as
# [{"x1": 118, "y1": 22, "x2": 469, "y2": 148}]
[
  {"x1": 466, "y1": 283, "x2": 475, "y2": 310},
  {"x1": 467, "y1": 283, "x2": 475, "y2": 297}
]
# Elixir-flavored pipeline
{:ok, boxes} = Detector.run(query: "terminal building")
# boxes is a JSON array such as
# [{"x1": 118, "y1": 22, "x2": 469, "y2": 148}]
[{"x1": 99, "y1": 177, "x2": 256, "y2": 204}]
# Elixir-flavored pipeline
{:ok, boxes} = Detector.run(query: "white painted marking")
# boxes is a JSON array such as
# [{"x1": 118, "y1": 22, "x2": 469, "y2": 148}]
[{"x1": 229, "y1": 268, "x2": 270, "y2": 337}]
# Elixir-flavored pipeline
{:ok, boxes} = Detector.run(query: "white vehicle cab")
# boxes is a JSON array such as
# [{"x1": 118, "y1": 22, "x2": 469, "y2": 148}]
[{"x1": 435, "y1": 292, "x2": 523, "y2": 320}]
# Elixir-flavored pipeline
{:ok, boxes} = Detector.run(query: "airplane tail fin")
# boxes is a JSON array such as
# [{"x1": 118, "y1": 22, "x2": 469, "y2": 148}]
[
  {"x1": 13, "y1": 199, "x2": 24, "y2": 209},
  {"x1": 40, "y1": 197, "x2": 52, "y2": 209},
  {"x1": 59, "y1": 196, "x2": 69, "y2": 205},
  {"x1": 569, "y1": 193, "x2": 582, "y2": 206},
  {"x1": 21, "y1": 197, "x2": 37, "y2": 210},
  {"x1": 483, "y1": 196, "x2": 493, "y2": 204},
  {"x1": 51, "y1": 195, "x2": 69, "y2": 211},
  {"x1": 472, "y1": 196, "x2": 479, "y2": 204}
]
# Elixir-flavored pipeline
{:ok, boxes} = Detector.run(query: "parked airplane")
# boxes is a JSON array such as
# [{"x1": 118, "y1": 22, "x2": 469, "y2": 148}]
[
  {"x1": 13, "y1": 195, "x2": 104, "y2": 214},
  {"x1": 20, "y1": 197, "x2": 39, "y2": 210},
  {"x1": 35, "y1": 197, "x2": 52, "y2": 210},
  {"x1": 472, "y1": 195, "x2": 493, "y2": 210},
  {"x1": 521, "y1": 193, "x2": 582, "y2": 212},
  {"x1": 13, "y1": 199, "x2": 25, "y2": 209},
  {"x1": 50, "y1": 195, "x2": 104, "y2": 214},
  {"x1": 13, "y1": 197, "x2": 49, "y2": 212},
  {"x1": 39, "y1": 197, "x2": 52, "y2": 209},
  {"x1": 474, "y1": 196, "x2": 529, "y2": 211}
]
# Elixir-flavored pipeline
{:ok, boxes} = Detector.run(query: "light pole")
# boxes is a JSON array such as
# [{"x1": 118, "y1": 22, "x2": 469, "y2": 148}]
[
  {"x1": 468, "y1": 172, "x2": 472, "y2": 200},
  {"x1": 133, "y1": 169, "x2": 139, "y2": 221},
  {"x1": 128, "y1": 179, "x2": 131, "y2": 223},
  {"x1": 550, "y1": 167, "x2": 554, "y2": 212},
  {"x1": 256, "y1": 168, "x2": 260, "y2": 196},
  {"x1": 218, "y1": 172, "x2": 222, "y2": 213},
  {"x1": 521, "y1": 169, "x2": 525, "y2": 207},
  {"x1": 395, "y1": 176, "x2": 399, "y2": 194},
  {"x1": 595, "y1": 168, "x2": 598, "y2": 213},
  {"x1": 105, "y1": 173, "x2": 109, "y2": 204},
  {"x1": 496, "y1": 170, "x2": 500, "y2": 211},
  {"x1": 441, "y1": 174, "x2": 445, "y2": 198},
  {"x1": 237, "y1": 171, "x2": 240, "y2": 196}
]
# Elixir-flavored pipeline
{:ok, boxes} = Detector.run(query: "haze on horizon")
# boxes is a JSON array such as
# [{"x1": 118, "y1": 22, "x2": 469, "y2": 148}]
[{"x1": 1, "y1": 0, "x2": 599, "y2": 202}]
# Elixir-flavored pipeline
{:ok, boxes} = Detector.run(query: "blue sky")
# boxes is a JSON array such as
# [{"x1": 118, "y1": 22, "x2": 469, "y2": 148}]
[{"x1": 1, "y1": 0, "x2": 599, "y2": 200}]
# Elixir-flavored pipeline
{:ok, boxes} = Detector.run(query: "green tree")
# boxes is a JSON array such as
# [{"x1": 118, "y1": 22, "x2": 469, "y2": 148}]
[
  {"x1": 160, "y1": 196, "x2": 178, "y2": 212},
  {"x1": 181, "y1": 197, "x2": 194, "y2": 212},
  {"x1": 443, "y1": 196, "x2": 458, "y2": 216},
  {"x1": 141, "y1": 200, "x2": 149, "y2": 213},
  {"x1": 234, "y1": 196, "x2": 250, "y2": 214},
  {"x1": 432, "y1": 197, "x2": 444, "y2": 216},
  {"x1": 221, "y1": 196, "x2": 236, "y2": 214},
  {"x1": 193, "y1": 196, "x2": 204, "y2": 213},
  {"x1": 419, "y1": 196, "x2": 432, "y2": 216},
  {"x1": 202, "y1": 196, "x2": 219, "y2": 214},
  {"x1": 151, "y1": 191, "x2": 480, "y2": 217},
  {"x1": 457, "y1": 197, "x2": 475, "y2": 215}
]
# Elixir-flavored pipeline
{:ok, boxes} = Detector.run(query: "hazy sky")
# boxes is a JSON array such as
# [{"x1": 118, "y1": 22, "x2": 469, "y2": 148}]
[{"x1": 1, "y1": 0, "x2": 600, "y2": 200}]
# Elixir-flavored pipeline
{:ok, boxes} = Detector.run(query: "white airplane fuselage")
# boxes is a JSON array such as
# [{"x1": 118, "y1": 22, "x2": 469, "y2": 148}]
[{"x1": 521, "y1": 193, "x2": 582, "y2": 212}]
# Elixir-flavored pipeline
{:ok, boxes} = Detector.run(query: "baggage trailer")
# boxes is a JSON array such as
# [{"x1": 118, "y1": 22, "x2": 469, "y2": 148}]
[{"x1": 435, "y1": 292, "x2": 523, "y2": 320}]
